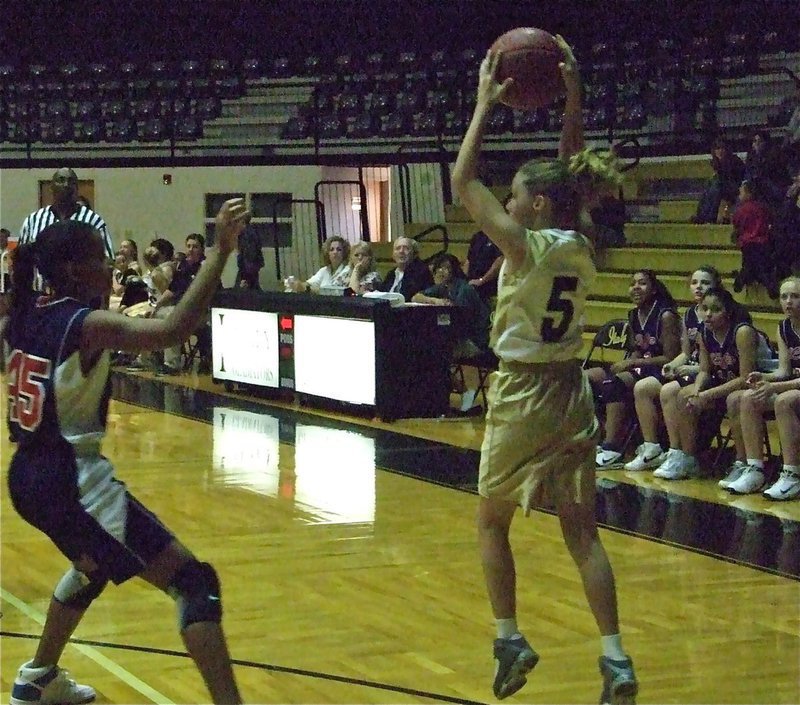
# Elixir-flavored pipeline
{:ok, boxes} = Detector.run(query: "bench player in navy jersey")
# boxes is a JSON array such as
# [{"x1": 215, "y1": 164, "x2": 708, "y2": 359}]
[
  {"x1": 730, "y1": 276, "x2": 800, "y2": 498},
  {"x1": 625, "y1": 265, "x2": 722, "y2": 471},
  {"x1": 656, "y1": 287, "x2": 758, "y2": 481},
  {"x1": 452, "y1": 36, "x2": 637, "y2": 704},
  {"x1": 588, "y1": 269, "x2": 681, "y2": 468},
  {"x1": 4, "y1": 199, "x2": 247, "y2": 705}
]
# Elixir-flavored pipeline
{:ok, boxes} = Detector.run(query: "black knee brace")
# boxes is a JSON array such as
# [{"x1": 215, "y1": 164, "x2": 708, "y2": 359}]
[
  {"x1": 168, "y1": 561, "x2": 222, "y2": 630},
  {"x1": 53, "y1": 568, "x2": 107, "y2": 610}
]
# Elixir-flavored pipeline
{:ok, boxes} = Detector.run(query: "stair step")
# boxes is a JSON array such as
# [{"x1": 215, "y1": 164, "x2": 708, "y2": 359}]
[
  {"x1": 598, "y1": 246, "x2": 741, "y2": 273},
  {"x1": 658, "y1": 200, "x2": 698, "y2": 223},
  {"x1": 624, "y1": 222, "x2": 732, "y2": 247}
]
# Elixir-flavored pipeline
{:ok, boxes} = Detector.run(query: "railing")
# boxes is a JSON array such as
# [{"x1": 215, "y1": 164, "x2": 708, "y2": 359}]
[{"x1": 412, "y1": 224, "x2": 449, "y2": 262}]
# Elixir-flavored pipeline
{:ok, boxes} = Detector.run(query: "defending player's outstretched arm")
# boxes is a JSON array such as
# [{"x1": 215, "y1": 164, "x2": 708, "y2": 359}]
[{"x1": 81, "y1": 198, "x2": 248, "y2": 354}]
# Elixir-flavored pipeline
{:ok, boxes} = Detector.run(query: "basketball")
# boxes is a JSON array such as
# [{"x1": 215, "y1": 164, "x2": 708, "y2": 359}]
[{"x1": 490, "y1": 27, "x2": 566, "y2": 110}]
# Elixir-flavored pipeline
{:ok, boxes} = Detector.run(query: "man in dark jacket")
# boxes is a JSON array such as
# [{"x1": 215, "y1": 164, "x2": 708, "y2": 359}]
[{"x1": 378, "y1": 236, "x2": 433, "y2": 301}]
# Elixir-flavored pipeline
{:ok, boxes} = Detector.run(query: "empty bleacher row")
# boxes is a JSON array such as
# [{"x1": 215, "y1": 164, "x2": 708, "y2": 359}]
[
  {"x1": 0, "y1": 27, "x2": 797, "y2": 150},
  {"x1": 281, "y1": 31, "x2": 800, "y2": 143}
]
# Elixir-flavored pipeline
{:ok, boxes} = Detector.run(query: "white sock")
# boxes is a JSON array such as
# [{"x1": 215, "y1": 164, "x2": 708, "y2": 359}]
[
  {"x1": 601, "y1": 634, "x2": 626, "y2": 660},
  {"x1": 746, "y1": 459, "x2": 764, "y2": 470},
  {"x1": 496, "y1": 618, "x2": 520, "y2": 640},
  {"x1": 784, "y1": 464, "x2": 799, "y2": 476},
  {"x1": 642, "y1": 441, "x2": 661, "y2": 455}
]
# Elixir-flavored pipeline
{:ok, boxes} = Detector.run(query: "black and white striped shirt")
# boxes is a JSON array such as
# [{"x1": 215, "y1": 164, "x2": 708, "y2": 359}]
[{"x1": 20, "y1": 205, "x2": 114, "y2": 259}]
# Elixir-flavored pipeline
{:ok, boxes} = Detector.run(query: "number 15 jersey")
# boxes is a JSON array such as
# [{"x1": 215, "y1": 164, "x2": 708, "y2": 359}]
[{"x1": 490, "y1": 228, "x2": 595, "y2": 364}]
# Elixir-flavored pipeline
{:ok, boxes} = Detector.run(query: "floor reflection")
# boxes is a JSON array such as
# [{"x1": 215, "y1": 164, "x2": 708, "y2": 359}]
[
  {"x1": 112, "y1": 372, "x2": 800, "y2": 579},
  {"x1": 597, "y1": 479, "x2": 799, "y2": 578}
]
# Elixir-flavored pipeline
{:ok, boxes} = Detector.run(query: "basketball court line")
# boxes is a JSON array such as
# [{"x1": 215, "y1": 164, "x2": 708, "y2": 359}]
[
  {"x1": 0, "y1": 588, "x2": 174, "y2": 705},
  {"x1": 0, "y1": 628, "x2": 489, "y2": 705}
]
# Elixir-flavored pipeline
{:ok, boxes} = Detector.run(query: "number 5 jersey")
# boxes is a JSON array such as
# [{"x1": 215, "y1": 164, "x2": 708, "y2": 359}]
[{"x1": 490, "y1": 229, "x2": 595, "y2": 364}]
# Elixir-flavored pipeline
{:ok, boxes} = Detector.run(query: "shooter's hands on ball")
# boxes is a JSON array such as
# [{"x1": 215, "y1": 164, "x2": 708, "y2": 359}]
[
  {"x1": 554, "y1": 34, "x2": 579, "y2": 93},
  {"x1": 215, "y1": 198, "x2": 249, "y2": 255},
  {"x1": 477, "y1": 51, "x2": 513, "y2": 108}
]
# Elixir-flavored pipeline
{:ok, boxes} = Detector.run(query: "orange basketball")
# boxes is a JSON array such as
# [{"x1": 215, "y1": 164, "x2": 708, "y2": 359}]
[{"x1": 490, "y1": 27, "x2": 566, "y2": 110}]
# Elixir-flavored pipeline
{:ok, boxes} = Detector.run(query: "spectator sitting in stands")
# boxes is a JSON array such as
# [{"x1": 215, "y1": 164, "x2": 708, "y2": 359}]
[
  {"x1": 348, "y1": 241, "x2": 382, "y2": 293},
  {"x1": 731, "y1": 179, "x2": 778, "y2": 298},
  {"x1": 772, "y1": 166, "x2": 800, "y2": 281},
  {"x1": 782, "y1": 82, "x2": 800, "y2": 173},
  {"x1": 143, "y1": 238, "x2": 177, "y2": 302},
  {"x1": 465, "y1": 228, "x2": 504, "y2": 304},
  {"x1": 110, "y1": 250, "x2": 142, "y2": 310},
  {"x1": 120, "y1": 238, "x2": 142, "y2": 275},
  {"x1": 692, "y1": 138, "x2": 745, "y2": 224},
  {"x1": 286, "y1": 235, "x2": 351, "y2": 293},
  {"x1": 744, "y1": 130, "x2": 790, "y2": 209},
  {"x1": 120, "y1": 239, "x2": 176, "y2": 369},
  {"x1": 149, "y1": 233, "x2": 210, "y2": 375},
  {"x1": 377, "y1": 236, "x2": 433, "y2": 301},
  {"x1": 412, "y1": 252, "x2": 490, "y2": 358},
  {"x1": 589, "y1": 190, "x2": 627, "y2": 247}
]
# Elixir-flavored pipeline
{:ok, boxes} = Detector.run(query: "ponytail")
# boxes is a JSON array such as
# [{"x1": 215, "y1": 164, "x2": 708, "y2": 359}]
[{"x1": 567, "y1": 147, "x2": 623, "y2": 190}]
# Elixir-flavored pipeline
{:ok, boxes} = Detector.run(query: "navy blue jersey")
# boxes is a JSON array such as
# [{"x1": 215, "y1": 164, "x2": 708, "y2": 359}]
[
  {"x1": 779, "y1": 318, "x2": 800, "y2": 372},
  {"x1": 6, "y1": 297, "x2": 110, "y2": 449},
  {"x1": 684, "y1": 305, "x2": 702, "y2": 364},
  {"x1": 628, "y1": 301, "x2": 675, "y2": 359},
  {"x1": 701, "y1": 322, "x2": 753, "y2": 385}
]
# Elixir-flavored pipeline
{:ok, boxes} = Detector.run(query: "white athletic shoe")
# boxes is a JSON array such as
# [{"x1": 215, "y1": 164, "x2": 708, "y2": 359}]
[
  {"x1": 727, "y1": 466, "x2": 767, "y2": 495},
  {"x1": 11, "y1": 661, "x2": 95, "y2": 705},
  {"x1": 762, "y1": 468, "x2": 800, "y2": 501},
  {"x1": 653, "y1": 451, "x2": 698, "y2": 480},
  {"x1": 596, "y1": 448, "x2": 624, "y2": 469},
  {"x1": 624, "y1": 444, "x2": 666, "y2": 472},
  {"x1": 718, "y1": 460, "x2": 748, "y2": 489},
  {"x1": 650, "y1": 448, "x2": 678, "y2": 476}
]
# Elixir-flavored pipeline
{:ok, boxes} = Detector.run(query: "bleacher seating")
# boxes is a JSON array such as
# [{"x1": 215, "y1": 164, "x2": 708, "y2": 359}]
[{"x1": 0, "y1": 21, "x2": 797, "y2": 155}]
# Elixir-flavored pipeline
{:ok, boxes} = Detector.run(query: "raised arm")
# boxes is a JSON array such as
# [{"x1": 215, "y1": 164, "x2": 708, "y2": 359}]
[
  {"x1": 555, "y1": 34, "x2": 584, "y2": 161},
  {"x1": 81, "y1": 198, "x2": 248, "y2": 353},
  {"x1": 451, "y1": 51, "x2": 528, "y2": 268}
]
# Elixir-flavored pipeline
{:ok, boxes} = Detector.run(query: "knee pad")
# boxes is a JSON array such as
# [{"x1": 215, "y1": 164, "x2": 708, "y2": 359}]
[
  {"x1": 597, "y1": 376, "x2": 628, "y2": 404},
  {"x1": 168, "y1": 561, "x2": 222, "y2": 631},
  {"x1": 53, "y1": 568, "x2": 107, "y2": 610}
]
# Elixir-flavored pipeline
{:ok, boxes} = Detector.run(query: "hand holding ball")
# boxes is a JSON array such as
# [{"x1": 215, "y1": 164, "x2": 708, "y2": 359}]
[{"x1": 490, "y1": 27, "x2": 566, "y2": 110}]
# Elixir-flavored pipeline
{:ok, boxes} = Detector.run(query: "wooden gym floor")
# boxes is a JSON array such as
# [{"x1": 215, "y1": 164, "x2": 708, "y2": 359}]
[{"x1": 1, "y1": 368, "x2": 798, "y2": 704}]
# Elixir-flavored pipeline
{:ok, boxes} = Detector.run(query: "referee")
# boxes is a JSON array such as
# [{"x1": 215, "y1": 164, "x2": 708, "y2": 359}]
[{"x1": 19, "y1": 167, "x2": 114, "y2": 259}]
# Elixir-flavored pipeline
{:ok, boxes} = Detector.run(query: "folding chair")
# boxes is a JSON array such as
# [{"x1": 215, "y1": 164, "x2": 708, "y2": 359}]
[
  {"x1": 582, "y1": 318, "x2": 630, "y2": 369},
  {"x1": 712, "y1": 410, "x2": 776, "y2": 471},
  {"x1": 182, "y1": 333, "x2": 200, "y2": 371},
  {"x1": 583, "y1": 319, "x2": 640, "y2": 458},
  {"x1": 450, "y1": 349, "x2": 499, "y2": 412}
]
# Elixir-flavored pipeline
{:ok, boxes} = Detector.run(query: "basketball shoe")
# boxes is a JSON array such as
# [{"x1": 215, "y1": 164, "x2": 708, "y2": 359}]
[
  {"x1": 763, "y1": 467, "x2": 800, "y2": 501},
  {"x1": 11, "y1": 661, "x2": 95, "y2": 705},
  {"x1": 492, "y1": 635, "x2": 539, "y2": 699},
  {"x1": 598, "y1": 655, "x2": 638, "y2": 705}
]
